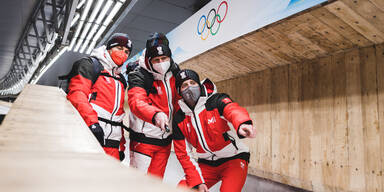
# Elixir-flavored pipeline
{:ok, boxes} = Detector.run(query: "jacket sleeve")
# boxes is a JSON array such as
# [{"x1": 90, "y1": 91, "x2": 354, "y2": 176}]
[
  {"x1": 208, "y1": 93, "x2": 252, "y2": 138},
  {"x1": 66, "y1": 58, "x2": 99, "y2": 127},
  {"x1": 127, "y1": 68, "x2": 162, "y2": 124},
  {"x1": 173, "y1": 112, "x2": 204, "y2": 188}
]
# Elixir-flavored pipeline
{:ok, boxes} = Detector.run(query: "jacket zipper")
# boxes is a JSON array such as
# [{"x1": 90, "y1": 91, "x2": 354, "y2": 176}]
[
  {"x1": 107, "y1": 79, "x2": 121, "y2": 139},
  {"x1": 192, "y1": 111, "x2": 216, "y2": 160},
  {"x1": 163, "y1": 75, "x2": 173, "y2": 118}
]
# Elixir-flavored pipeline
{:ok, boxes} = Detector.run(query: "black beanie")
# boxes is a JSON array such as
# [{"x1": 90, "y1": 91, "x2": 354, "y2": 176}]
[
  {"x1": 145, "y1": 32, "x2": 171, "y2": 62},
  {"x1": 176, "y1": 69, "x2": 200, "y2": 92},
  {"x1": 106, "y1": 33, "x2": 132, "y2": 55}
]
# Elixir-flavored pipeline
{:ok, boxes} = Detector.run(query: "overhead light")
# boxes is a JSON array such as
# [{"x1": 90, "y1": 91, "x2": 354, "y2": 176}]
[
  {"x1": 73, "y1": 0, "x2": 104, "y2": 52},
  {"x1": 86, "y1": 0, "x2": 124, "y2": 53},
  {"x1": 68, "y1": 0, "x2": 94, "y2": 50},
  {"x1": 77, "y1": 0, "x2": 86, "y2": 9},
  {"x1": 71, "y1": 13, "x2": 80, "y2": 27},
  {"x1": 79, "y1": 0, "x2": 113, "y2": 53}
]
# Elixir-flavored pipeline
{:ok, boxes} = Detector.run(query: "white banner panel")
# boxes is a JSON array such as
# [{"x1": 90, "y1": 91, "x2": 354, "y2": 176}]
[{"x1": 127, "y1": 0, "x2": 327, "y2": 64}]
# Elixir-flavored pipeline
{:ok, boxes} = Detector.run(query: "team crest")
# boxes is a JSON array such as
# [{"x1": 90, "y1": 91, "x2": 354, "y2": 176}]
[
  {"x1": 180, "y1": 71, "x2": 186, "y2": 79},
  {"x1": 157, "y1": 46, "x2": 163, "y2": 55}
]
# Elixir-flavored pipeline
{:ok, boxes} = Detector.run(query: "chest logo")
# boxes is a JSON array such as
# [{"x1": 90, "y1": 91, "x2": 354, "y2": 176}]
[
  {"x1": 207, "y1": 117, "x2": 216, "y2": 124},
  {"x1": 157, "y1": 86, "x2": 162, "y2": 95}
]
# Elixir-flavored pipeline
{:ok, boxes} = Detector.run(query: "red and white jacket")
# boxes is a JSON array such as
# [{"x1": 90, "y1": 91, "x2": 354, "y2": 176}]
[
  {"x1": 172, "y1": 79, "x2": 251, "y2": 187},
  {"x1": 127, "y1": 54, "x2": 180, "y2": 146},
  {"x1": 67, "y1": 46, "x2": 126, "y2": 150}
]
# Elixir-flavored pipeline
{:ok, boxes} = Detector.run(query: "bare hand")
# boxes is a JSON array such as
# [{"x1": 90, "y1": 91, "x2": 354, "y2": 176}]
[
  {"x1": 154, "y1": 112, "x2": 169, "y2": 131},
  {"x1": 197, "y1": 184, "x2": 209, "y2": 192},
  {"x1": 239, "y1": 124, "x2": 256, "y2": 138}
]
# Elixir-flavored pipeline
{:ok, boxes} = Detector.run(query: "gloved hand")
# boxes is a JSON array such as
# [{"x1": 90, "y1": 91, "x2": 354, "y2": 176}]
[
  {"x1": 119, "y1": 151, "x2": 125, "y2": 161},
  {"x1": 197, "y1": 183, "x2": 209, "y2": 192},
  {"x1": 154, "y1": 112, "x2": 169, "y2": 131},
  {"x1": 126, "y1": 61, "x2": 139, "y2": 74},
  {"x1": 89, "y1": 123, "x2": 104, "y2": 145},
  {"x1": 238, "y1": 124, "x2": 256, "y2": 138}
]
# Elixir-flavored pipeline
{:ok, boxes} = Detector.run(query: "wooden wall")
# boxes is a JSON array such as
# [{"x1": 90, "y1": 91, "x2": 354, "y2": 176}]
[
  {"x1": 181, "y1": 0, "x2": 384, "y2": 83},
  {"x1": 215, "y1": 43, "x2": 384, "y2": 192}
]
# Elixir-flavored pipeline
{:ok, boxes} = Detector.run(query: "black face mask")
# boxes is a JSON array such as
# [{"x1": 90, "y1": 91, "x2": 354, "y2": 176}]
[{"x1": 181, "y1": 85, "x2": 201, "y2": 108}]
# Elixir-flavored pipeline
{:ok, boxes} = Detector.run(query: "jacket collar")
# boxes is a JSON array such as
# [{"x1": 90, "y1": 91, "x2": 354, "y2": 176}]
[{"x1": 91, "y1": 45, "x2": 120, "y2": 76}]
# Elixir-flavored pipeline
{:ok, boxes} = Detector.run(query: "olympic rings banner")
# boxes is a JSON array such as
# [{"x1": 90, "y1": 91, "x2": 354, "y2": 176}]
[{"x1": 127, "y1": 0, "x2": 327, "y2": 65}]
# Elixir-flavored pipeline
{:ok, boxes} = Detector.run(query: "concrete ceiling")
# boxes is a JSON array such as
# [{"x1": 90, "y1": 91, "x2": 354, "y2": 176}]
[{"x1": 37, "y1": 0, "x2": 210, "y2": 86}]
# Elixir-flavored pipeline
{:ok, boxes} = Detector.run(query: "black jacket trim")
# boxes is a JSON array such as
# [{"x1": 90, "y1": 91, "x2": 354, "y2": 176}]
[
  {"x1": 104, "y1": 139, "x2": 120, "y2": 148},
  {"x1": 172, "y1": 109, "x2": 186, "y2": 140},
  {"x1": 129, "y1": 130, "x2": 172, "y2": 146},
  {"x1": 205, "y1": 93, "x2": 233, "y2": 115},
  {"x1": 98, "y1": 117, "x2": 129, "y2": 132},
  {"x1": 127, "y1": 61, "x2": 180, "y2": 95},
  {"x1": 197, "y1": 152, "x2": 250, "y2": 167}
]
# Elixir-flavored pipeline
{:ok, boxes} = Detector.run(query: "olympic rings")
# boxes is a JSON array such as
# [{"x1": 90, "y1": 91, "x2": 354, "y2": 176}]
[{"x1": 196, "y1": 0, "x2": 228, "y2": 40}]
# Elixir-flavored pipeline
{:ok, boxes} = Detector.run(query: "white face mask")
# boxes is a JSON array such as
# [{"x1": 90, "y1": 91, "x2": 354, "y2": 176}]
[{"x1": 152, "y1": 61, "x2": 170, "y2": 75}]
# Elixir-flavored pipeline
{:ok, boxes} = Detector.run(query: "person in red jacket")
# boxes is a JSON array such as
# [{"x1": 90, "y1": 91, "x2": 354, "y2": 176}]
[
  {"x1": 127, "y1": 32, "x2": 180, "y2": 178},
  {"x1": 67, "y1": 33, "x2": 132, "y2": 160},
  {"x1": 173, "y1": 69, "x2": 256, "y2": 192}
]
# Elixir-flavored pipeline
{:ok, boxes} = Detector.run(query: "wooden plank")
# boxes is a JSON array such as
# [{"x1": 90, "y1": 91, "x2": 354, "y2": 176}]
[
  {"x1": 376, "y1": 43, "x2": 384, "y2": 192},
  {"x1": 345, "y1": 48, "x2": 366, "y2": 191},
  {"x1": 369, "y1": 0, "x2": 384, "y2": 12},
  {"x1": 245, "y1": 73, "x2": 262, "y2": 171},
  {"x1": 288, "y1": 32, "x2": 328, "y2": 58},
  {"x1": 258, "y1": 28, "x2": 301, "y2": 63},
  {"x1": 359, "y1": 46, "x2": 382, "y2": 192},
  {"x1": 292, "y1": 14, "x2": 344, "y2": 53},
  {"x1": 341, "y1": 0, "x2": 384, "y2": 33},
  {"x1": 318, "y1": 56, "x2": 336, "y2": 191},
  {"x1": 271, "y1": 67, "x2": 283, "y2": 177},
  {"x1": 310, "y1": 59, "x2": 326, "y2": 192},
  {"x1": 277, "y1": 65, "x2": 290, "y2": 179},
  {"x1": 287, "y1": 63, "x2": 301, "y2": 187},
  {"x1": 331, "y1": 52, "x2": 350, "y2": 191},
  {"x1": 326, "y1": 1, "x2": 384, "y2": 44},
  {"x1": 226, "y1": 37, "x2": 275, "y2": 70},
  {"x1": 260, "y1": 69, "x2": 273, "y2": 175},
  {"x1": 310, "y1": 7, "x2": 373, "y2": 47},
  {"x1": 300, "y1": 61, "x2": 315, "y2": 190},
  {"x1": 264, "y1": 28, "x2": 315, "y2": 60},
  {"x1": 299, "y1": 12, "x2": 354, "y2": 50},
  {"x1": 243, "y1": 35, "x2": 290, "y2": 67}
]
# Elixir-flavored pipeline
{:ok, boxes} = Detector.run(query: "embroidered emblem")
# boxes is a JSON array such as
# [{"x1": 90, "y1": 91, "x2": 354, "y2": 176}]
[
  {"x1": 240, "y1": 161, "x2": 245, "y2": 169},
  {"x1": 157, "y1": 86, "x2": 162, "y2": 95},
  {"x1": 181, "y1": 71, "x2": 186, "y2": 79},
  {"x1": 157, "y1": 46, "x2": 163, "y2": 55},
  {"x1": 207, "y1": 117, "x2": 216, "y2": 124}
]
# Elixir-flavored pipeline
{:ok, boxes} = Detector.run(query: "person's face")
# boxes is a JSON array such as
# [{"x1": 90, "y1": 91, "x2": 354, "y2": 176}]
[
  {"x1": 180, "y1": 79, "x2": 199, "y2": 92},
  {"x1": 108, "y1": 46, "x2": 130, "y2": 56},
  {"x1": 151, "y1": 55, "x2": 170, "y2": 64}
]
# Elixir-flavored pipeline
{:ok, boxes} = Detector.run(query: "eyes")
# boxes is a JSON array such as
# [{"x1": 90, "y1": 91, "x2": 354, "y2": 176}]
[
  {"x1": 116, "y1": 46, "x2": 130, "y2": 55},
  {"x1": 151, "y1": 56, "x2": 170, "y2": 64},
  {"x1": 181, "y1": 80, "x2": 198, "y2": 91}
]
